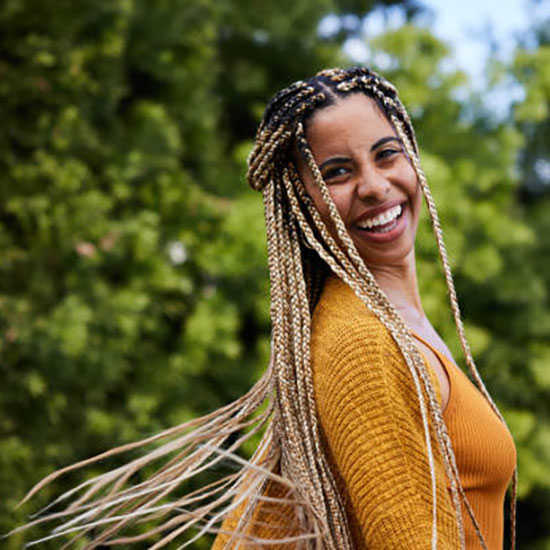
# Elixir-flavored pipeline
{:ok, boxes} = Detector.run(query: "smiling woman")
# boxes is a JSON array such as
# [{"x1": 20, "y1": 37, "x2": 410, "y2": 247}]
[
  {"x1": 298, "y1": 94, "x2": 422, "y2": 267},
  {"x1": 213, "y1": 68, "x2": 516, "y2": 550},
  {"x1": 17, "y1": 67, "x2": 517, "y2": 550}
]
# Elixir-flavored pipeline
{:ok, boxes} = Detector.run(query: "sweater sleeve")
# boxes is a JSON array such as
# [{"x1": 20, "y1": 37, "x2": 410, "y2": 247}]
[
  {"x1": 311, "y1": 311, "x2": 460, "y2": 549},
  {"x1": 212, "y1": 477, "x2": 300, "y2": 550}
]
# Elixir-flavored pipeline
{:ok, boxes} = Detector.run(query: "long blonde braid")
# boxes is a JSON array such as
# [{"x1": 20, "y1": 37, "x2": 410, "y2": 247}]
[{"x1": 13, "y1": 67, "x2": 515, "y2": 550}]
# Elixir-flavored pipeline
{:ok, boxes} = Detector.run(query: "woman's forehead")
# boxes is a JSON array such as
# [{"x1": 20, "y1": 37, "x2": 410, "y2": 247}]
[{"x1": 305, "y1": 94, "x2": 395, "y2": 151}]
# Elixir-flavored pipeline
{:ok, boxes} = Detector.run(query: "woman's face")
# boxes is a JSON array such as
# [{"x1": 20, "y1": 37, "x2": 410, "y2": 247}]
[{"x1": 296, "y1": 93, "x2": 422, "y2": 270}]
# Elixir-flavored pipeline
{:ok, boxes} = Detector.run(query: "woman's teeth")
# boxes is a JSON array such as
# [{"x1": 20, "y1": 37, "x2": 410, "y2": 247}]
[{"x1": 357, "y1": 204, "x2": 402, "y2": 232}]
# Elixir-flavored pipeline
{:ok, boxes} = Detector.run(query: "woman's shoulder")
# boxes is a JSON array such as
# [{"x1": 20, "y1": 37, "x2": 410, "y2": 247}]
[
  {"x1": 310, "y1": 276, "x2": 404, "y2": 382},
  {"x1": 312, "y1": 275, "x2": 391, "y2": 348}
]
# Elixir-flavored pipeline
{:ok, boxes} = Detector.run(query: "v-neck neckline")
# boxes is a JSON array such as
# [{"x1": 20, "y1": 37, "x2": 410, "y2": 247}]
[
  {"x1": 409, "y1": 330, "x2": 460, "y2": 417},
  {"x1": 410, "y1": 331, "x2": 459, "y2": 373}
]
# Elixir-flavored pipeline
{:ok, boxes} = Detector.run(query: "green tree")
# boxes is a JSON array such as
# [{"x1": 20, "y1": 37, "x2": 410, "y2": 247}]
[
  {"x1": 0, "y1": 0, "x2": 416, "y2": 547},
  {"x1": 508, "y1": 5, "x2": 550, "y2": 546},
  {"x1": 2, "y1": 1, "x2": 546, "y2": 548}
]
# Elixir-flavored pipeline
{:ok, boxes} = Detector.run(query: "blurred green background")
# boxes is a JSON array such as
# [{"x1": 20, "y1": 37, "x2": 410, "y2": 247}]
[{"x1": 0, "y1": 0, "x2": 548, "y2": 548}]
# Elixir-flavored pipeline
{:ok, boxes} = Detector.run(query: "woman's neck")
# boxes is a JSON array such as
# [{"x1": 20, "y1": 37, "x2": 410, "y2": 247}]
[
  {"x1": 368, "y1": 251, "x2": 454, "y2": 363},
  {"x1": 369, "y1": 251, "x2": 425, "y2": 324}
]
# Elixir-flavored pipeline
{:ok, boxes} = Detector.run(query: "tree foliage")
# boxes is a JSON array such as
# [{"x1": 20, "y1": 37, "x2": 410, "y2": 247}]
[{"x1": 0, "y1": 0, "x2": 547, "y2": 548}]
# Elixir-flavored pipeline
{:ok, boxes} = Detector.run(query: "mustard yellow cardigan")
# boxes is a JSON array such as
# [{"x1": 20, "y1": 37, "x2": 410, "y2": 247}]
[{"x1": 213, "y1": 276, "x2": 515, "y2": 549}]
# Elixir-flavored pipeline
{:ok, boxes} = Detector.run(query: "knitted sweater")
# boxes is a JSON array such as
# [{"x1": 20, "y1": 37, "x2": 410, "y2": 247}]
[{"x1": 213, "y1": 276, "x2": 516, "y2": 549}]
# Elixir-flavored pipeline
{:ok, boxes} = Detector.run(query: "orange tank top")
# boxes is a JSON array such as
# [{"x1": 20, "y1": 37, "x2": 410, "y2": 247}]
[{"x1": 415, "y1": 333, "x2": 517, "y2": 549}]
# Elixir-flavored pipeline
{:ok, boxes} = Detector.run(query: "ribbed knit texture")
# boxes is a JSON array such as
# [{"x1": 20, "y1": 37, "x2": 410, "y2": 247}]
[
  {"x1": 413, "y1": 333, "x2": 516, "y2": 549},
  {"x1": 213, "y1": 276, "x2": 515, "y2": 549}
]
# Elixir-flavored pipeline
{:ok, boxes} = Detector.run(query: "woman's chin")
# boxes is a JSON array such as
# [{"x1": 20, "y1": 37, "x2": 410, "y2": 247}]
[{"x1": 352, "y1": 209, "x2": 417, "y2": 267}]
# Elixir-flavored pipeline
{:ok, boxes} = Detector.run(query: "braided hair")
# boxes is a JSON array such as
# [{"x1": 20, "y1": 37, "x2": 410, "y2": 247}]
[{"x1": 17, "y1": 67, "x2": 517, "y2": 550}]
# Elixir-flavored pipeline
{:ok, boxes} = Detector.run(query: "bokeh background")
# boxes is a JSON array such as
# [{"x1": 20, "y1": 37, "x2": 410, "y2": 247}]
[{"x1": 1, "y1": 0, "x2": 548, "y2": 548}]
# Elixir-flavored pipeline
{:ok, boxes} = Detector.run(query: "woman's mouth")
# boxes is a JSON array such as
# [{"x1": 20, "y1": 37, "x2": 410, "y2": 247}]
[{"x1": 356, "y1": 204, "x2": 404, "y2": 234}]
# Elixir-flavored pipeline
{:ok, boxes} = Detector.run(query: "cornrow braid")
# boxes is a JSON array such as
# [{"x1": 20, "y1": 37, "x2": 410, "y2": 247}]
[
  {"x1": 248, "y1": 89, "x2": 329, "y2": 192},
  {"x1": 13, "y1": 66, "x2": 516, "y2": 550}
]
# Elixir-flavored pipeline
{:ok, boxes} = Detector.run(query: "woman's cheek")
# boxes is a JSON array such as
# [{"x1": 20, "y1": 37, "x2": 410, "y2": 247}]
[{"x1": 331, "y1": 188, "x2": 353, "y2": 223}]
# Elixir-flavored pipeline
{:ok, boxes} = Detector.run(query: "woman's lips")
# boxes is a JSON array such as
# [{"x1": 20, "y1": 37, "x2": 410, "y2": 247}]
[{"x1": 354, "y1": 203, "x2": 407, "y2": 243}]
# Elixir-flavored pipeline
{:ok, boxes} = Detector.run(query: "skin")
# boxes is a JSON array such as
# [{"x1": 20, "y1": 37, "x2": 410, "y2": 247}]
[{"x1": 296, "y1": 93, "x2": 454, "y2": 410}]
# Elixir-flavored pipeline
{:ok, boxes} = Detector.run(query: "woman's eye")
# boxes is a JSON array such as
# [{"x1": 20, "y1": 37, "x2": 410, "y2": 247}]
[
  {"x1": 322, "y1": 166, "x2": 349, "y2": 181},
  {"x1": 376, "y1": 148, "x2": 401, "y2": 162}
]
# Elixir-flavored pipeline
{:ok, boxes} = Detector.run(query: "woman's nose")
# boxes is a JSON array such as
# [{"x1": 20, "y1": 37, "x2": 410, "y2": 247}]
[{"x1": 356, "y1": 167, "x2": 390, "y2": 201}]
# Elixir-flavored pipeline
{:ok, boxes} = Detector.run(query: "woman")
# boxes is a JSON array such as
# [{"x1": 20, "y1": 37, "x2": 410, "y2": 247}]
[{"x1": 20, "y1": 67, "x2": 516, "y2": 549}]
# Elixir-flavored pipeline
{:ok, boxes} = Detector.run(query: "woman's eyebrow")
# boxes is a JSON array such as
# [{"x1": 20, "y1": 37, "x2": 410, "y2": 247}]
[
  {"x1": 318, "y1": 137, "x2": 402, "y2": 171},
  {"x1": 318, "y1": 156, "x2": 350, "y2": 171},
  {"x1": 370, "y1": 136, "x2": 402, "y2": 151}
]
